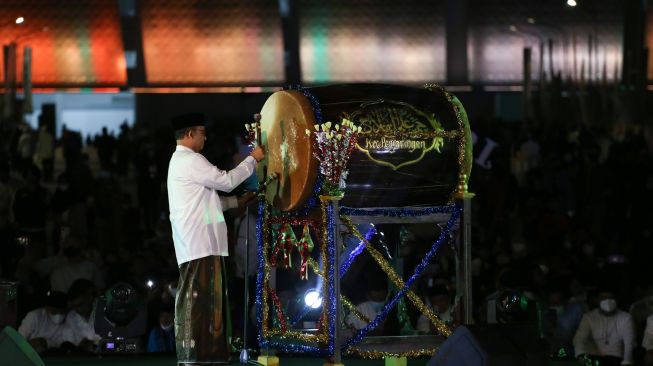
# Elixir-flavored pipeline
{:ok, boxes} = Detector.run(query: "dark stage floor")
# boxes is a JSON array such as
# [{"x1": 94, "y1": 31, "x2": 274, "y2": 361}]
[
  {"x1": 41, "y1": 355, "x2": 578, "y2": 366},
  {"x1": 42, "y1": 355, "x2": 429, "y2": 366}
]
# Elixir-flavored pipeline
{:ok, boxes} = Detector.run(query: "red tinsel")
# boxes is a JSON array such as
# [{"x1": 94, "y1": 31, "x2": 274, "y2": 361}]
[
  {"x1": 296, "y1": 224, "x2": 315, "y2": 280},
  {"x1": 269, "y1": 289, "x2": 288, "y2": 332}
]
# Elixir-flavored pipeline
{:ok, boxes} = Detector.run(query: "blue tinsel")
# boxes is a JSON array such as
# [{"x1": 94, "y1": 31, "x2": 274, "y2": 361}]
[
  {"x1": 326, "y1": 201, "x2": 336, "y2": 356},
  {"x1": 289, "y1": 225, "x2": 376, "y2": 327},
  {"x1": 257, "y1": 197, "x2": 464, "y2": 354},
  {"x1": 255, "y1": 200, "x2": 266, "y2": 346},
  {"x1": 266, "y1": 340, "x2": 329, "y2": 356},
  {"x1": 340, "y1": 225, "x2": 377, "y2": 277},
  {"x1": 341, "y1": 205, "x2": 462, "y2": 350},
  {"x1": 339, "y1": 205, "x2": 458, "y2": 218}
]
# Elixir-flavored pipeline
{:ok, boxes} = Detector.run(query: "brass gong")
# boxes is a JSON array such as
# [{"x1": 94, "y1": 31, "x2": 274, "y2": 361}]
[{"x1": 258, "y1": 90, "x2": 318, "y2": 211}]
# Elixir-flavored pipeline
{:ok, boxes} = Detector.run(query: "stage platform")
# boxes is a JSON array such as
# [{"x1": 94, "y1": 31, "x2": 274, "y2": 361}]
[
  {"x1": 40, "y1": 334, "x2": 572, "y2": 365},
  {"x1": 42, "y1": 355, "x2": 429, "y2": 366},
  {"x1": 42, "y1": 354, "x2": 577, "y2": 366}
]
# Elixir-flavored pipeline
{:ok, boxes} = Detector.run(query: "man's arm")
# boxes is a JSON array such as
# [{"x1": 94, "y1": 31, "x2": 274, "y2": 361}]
[
  {"x1": 573, "y1": 314, "x2": 591, "y2": 358},
  {"x1": 188, "y1": 155, "x2": 256, "y2": 193},
  {"x1": 18, "y1": 311, "x2": 36, "y2": 339},
  {"x1": 188, "y1": 147, "x2": 264, "y2": 193},
  {"x1": 642, "y1": 316, "x2": 653, "y2": 351},
  {"x1": 622, "y1": 314, "x2": 636, "y2": 365}
]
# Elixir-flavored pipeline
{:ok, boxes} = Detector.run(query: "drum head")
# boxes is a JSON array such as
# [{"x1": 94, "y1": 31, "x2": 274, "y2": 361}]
[{"x1": 258, "y1": 90, "x2": 318, "y2": 211}]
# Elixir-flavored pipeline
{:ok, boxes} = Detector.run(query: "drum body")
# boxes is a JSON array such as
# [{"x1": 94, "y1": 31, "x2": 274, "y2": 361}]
[
  {"x1": 259, "y1": 84, "x2": 472, "y2": 210},
  {"x1": 258, "y1": 90, "x2": 318, "y2": 211}
]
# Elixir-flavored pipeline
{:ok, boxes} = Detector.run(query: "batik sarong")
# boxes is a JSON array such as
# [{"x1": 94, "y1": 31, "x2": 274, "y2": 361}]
[{"x1": 176, "y1": 255, "x2": 230, "y2": 364}]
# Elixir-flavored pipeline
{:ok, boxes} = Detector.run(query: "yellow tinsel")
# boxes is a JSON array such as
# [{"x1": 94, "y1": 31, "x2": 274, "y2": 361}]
[
  {"x1": 306, "y1": 257, "x2": 325, "y2": 277},
  {"x1": 341, "y1": 295, "x2": 370, "y2": 324},
  {"x1": 340, "y1": 215, "x2": 452, "y2": 338},
  {"x1": 319, "y1": 198, "x2": 331, "y2": 340},
  {"x1": 261, "y1": 203, "x2": 271, "y2": 339},
  {"x1": 424, "y1": 83, "x2": 470, "y2": 202},
  {"x1": 345, "y1": 347, "x2": 438, "y2": 359},
  {"x1": 267, "y1": 329, "x2": 329, "y2": 344}
]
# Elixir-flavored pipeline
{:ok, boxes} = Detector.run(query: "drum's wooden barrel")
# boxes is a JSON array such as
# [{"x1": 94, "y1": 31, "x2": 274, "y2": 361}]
[{"x1": 259, "y1": 84, "x2": 472, "y2": 210}]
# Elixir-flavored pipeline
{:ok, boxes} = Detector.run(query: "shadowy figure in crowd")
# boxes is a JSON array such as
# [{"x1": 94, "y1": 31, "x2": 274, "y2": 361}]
[
  {"x1": 95, "y1": 126, "x2": 116, "y2": 172},
  {"x1": 146, "y1": 302, "x2": 175, "y2": 353},
  {"x1": 18, "y1": 291, "x2": 72, "y2": 354}
]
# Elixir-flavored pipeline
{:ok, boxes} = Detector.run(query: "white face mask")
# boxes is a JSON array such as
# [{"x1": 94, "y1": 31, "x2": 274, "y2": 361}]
[
  {"x1": 599, "y1": 299, "x2": 617, "y2": 313},
  {"x1": 49, "y1": 313, "x2": 65, "y2": 325},
  {"x1": 160, "y1": 323, "x2": 174, "y2": 331}
]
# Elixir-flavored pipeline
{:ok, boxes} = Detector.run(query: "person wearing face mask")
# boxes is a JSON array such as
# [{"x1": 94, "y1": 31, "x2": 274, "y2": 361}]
[
  {"x1": 573, "y1": 290, "x2": 635, "y2": 366},
  {"x1": 417, "y1": 285, "x2": 455, "y2": 334},
  {"x1": 546, "y1": 285, "x2": 584, "y2": 357},
  {"x1": 346, "y1": 281, "x2": 388, "y2": 334},
  {"x1": 147, "y1": 303, "x2": 175, "y2": 353},
  {"x1": 65, "y1": 279, "x2": 100, "y2": 352},
  {"x1": 18, "y1": 291, "x2": 75, "y2": 353}
]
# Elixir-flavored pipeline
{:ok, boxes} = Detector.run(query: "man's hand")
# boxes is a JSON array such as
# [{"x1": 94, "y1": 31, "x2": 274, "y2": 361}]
[
  {"x1": 250, "y1": 146, "x2": 265, "y2": 162},
  {"x1": 29, "y1": 337, "x2": 47, "y2": 352},
  {"x1": 237, "y1": 191, "x2": 257, "y2": 208}
]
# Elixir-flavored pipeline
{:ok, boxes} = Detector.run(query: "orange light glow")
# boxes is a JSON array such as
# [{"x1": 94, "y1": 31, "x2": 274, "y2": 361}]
[{"x1": 0, "y1": 0, "x2": 126, "y2": 86}]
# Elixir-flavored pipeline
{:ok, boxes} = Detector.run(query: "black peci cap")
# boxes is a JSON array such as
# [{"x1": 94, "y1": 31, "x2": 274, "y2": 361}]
[
  {"x1": 45, "y1": 291, "x2": 68, "y2": 309},
  {"x1": 171, "y1": 113, "x2": 205, "y2": 131}
]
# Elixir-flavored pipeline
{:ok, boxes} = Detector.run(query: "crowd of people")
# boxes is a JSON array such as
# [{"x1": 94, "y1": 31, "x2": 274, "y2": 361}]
[
  {"x1": 1, "y1": 113, "x2": 652, "y2": 364},
  {"x1": 467, "y1": 119, "x2": 653, "y2": 365},
  {"x1": 0, "y1": 120, "x2": 220, "y2": 355}
]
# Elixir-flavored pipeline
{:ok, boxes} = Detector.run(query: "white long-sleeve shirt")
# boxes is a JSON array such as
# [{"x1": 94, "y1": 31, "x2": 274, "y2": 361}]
[
  {"x1": 18, "y1": 308, "x2": 75, "y2": 349},
  {"x1": 573, "y1": 309, "x2": 635, "y2": 365},
  {"x1": 642, "y1": 315, "x2": 653, "y2": 351},
  {"x1": 66, "y1": 310, "x2": 101, "y2": 345},
  {"x1": 167, "y1": 145, "x2": 256, "y2": 265}
]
